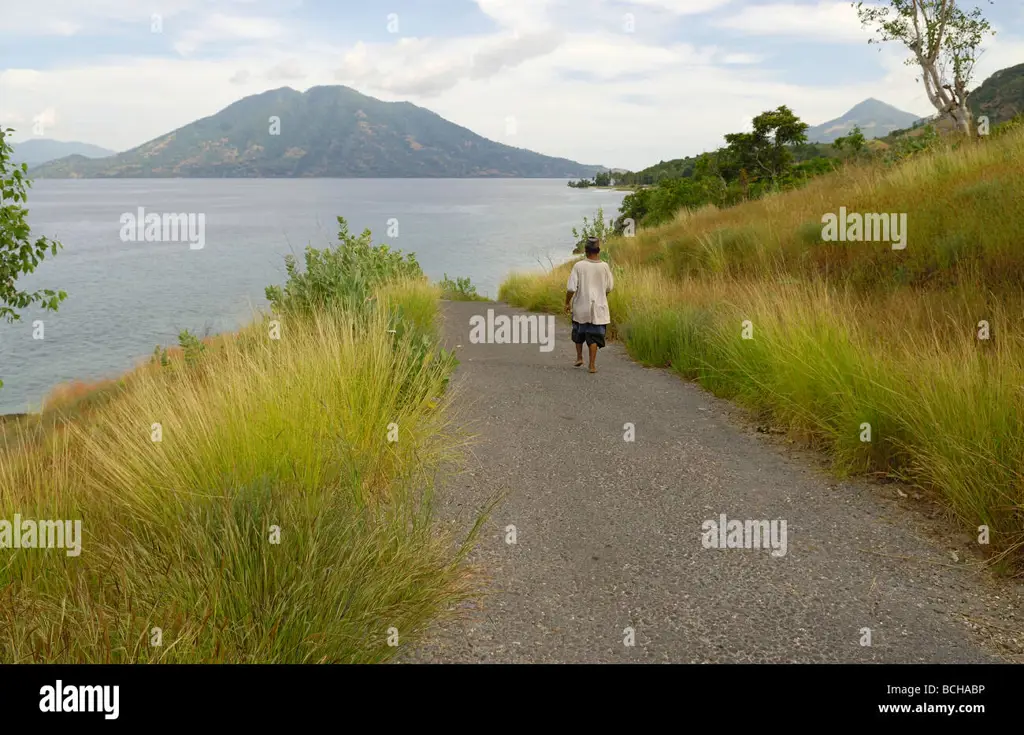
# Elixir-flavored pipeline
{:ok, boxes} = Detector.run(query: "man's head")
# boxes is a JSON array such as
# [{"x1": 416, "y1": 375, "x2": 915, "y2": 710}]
[{"x1": 585, "y1": 237, "x2": 601, "y2": 256}]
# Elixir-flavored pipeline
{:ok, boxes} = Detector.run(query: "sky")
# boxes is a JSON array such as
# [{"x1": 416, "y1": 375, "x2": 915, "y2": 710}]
[{"x1": 1, "y1": 0, "x2": 1021, "y2": 170}]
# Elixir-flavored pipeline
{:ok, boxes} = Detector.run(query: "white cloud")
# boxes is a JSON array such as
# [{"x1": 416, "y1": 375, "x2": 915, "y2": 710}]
[
  {"x1": 474, "y1": 0, "x2": 555, "y2": 31},
  {"x1": 720, "y1": 52, "x2": 763, "y2": 64},
  {"x1": 0, "y1": 70, "x2": 47, "y2": 89},
  {"x1": 266, "y1": 59, "x2": 306, "y2": 81},
  {"x1": 0, "y1": 0, "x2": 202, "y2": 36},
  {"x1": 471, "y1": 30, "x2": 564, "y2": 80},
  {"x1": 712, "y1": 1, "x2": 871, "y2": 42},
  {"x1": 624, "y1": 0, "x2": 734, "y2": 15},
  {"x1": 334, "y1": 30, "x2": 567, "y2": 97},
  {"x1": 173, "y1": 13, "x2": 285, "y2": 56},
  {"x1": 33, "y1": 108, "x2": 58, "y2": 127},
  {"x1": 551, "y1": 33, "x2": 697, "y2": 79}
]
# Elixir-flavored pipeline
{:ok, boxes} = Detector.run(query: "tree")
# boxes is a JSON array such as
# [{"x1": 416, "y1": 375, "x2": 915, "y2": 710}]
[
  {"x1": 0, "y1": 127, "x2": 66, "y2": 388},
  {"x1": 833, "y1": 125, "x2": 868, "y2": 155},
  {"x1": 854, "y1": 1, "x2": 994, "y2": 136},
  {"x1": 615, "y1": 188, "x2": 650, "y2": 232},
  {"x1": 723, "y1": 105, "x2": 809, "y2": 185}
]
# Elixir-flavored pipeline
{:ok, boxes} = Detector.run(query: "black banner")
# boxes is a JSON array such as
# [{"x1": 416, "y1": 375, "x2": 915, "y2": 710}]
[{"x1": 0, "y1": 664, "x2": 1015, "y2": 725}]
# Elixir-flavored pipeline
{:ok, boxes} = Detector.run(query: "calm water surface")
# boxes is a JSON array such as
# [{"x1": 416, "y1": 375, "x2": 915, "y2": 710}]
[{"x1": 0, "y1": 179, "x2": 625, "y2": 413}]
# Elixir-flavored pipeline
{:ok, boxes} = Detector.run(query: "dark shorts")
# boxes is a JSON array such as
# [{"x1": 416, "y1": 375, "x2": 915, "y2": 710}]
[{"x1": 572, "y1": 321, "x2": 606, "y2": 348}]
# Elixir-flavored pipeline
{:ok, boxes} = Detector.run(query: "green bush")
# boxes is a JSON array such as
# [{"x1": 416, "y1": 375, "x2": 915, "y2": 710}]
[
  {"x1": 265, "y1": 216, "x2": 422, "y2": 316},
  {"x1": 178, "y1": 329, "x2": 207, "y2": 367},
  {"x1": 571, "y1": 207, "x2": 615, "y2": 253},
  {"x1": 991, "y1": 113, "x2": 1024, "y2": 138},
  {"x1": 439, "y1": 274, "x2": 488, "y2": 301}
]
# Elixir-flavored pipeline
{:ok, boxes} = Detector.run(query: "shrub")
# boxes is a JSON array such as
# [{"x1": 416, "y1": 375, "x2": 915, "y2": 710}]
[
  {"x1": 439, "y1": 274, "x2": 488, "y2": 301},
  {"x1": 571, "y1": 207, "x2": 615, "y2": 253},
  {"x1": 265, "y1": 216, "x2": 422, "y2": 316}
]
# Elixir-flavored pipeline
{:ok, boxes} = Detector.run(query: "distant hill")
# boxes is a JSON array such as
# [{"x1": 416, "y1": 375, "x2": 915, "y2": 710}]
[
  {"x1": 806, "y1": 98, "x2": 923, "y2": 144},
  {"x1": 11, "y1": 139, "x2": 116, "y2": 167},
  {"x1": 28, "y1": 86, "x2": 603, "y2": 179},
  {"x1": 969, "y1": 62, "x2": 1024, "y2": 126}
]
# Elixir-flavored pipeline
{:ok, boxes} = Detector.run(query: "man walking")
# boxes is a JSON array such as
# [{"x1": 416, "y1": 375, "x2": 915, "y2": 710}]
[{"x1": 564, "y1": 237, "x2": 614, "y2": 373}]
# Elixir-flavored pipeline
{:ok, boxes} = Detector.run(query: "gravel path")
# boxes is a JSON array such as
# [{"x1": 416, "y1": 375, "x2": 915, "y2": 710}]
[{"x1": 403, "y1": 300, "x2": 1022, "y2": 663}]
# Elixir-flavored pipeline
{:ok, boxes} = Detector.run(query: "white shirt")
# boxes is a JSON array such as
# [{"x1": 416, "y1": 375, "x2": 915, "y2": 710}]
[{"x1": 567, "y1": 259, "x2": 614, "y2": 325}]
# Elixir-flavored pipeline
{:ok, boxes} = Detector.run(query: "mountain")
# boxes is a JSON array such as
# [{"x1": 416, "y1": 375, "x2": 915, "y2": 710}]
[
  {"x1": 11, "y1": 139, "x2": 116, "y2": 167},
  {"x1": 28, "y1": 86, "x2": 603, "y2": 179},
  {"x1": 969, "y1": 62, "x2": 1024, "y2": 127},
  {"x1": 805, "y1": 99, "x2": 923, "y2": 144}
]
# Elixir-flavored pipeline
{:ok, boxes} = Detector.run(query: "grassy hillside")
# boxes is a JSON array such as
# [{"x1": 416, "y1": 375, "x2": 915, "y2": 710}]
[
  {"x1": 502, "y1": 125, "x2": 1024, "y2": 566},
  {"x1": 970, "y1": 62, "x2": 1024, "y2": 127},
  {"x1": 0, "y1": 223, "x2": 484, "y2": 662},
  {"x1": 28, "y1": 86, "x2": 603, "y2": 179}
]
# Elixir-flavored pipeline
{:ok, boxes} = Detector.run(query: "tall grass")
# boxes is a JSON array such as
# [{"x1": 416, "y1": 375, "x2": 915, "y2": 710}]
[
  {"x1": 499, "y1": 271, "x2": 566, "y2": 314},
  {"x1": 1, "y1": 253, "x2": 483, "y2": 660},
  {"x1": 612, "y1": 129, "x2": 1024, "y2": 290},
  {"x1": 502, "y1": 128, "x2": 1024, "y2": 564}
]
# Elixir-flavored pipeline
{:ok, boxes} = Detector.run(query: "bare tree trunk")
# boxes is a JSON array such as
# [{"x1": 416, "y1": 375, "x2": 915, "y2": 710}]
[
  {"x1": 909, "y1": 0, "x2": 973, "y2": 136},
  {"x1": 953, "y1": 103, "x2": 973, "y2": 135},
  {"x1": 916, "y1": 52, "x2": 974, "y2": 135},
  {"x1": 953, "y1": 76, "x2": 974, "y2": 136}
]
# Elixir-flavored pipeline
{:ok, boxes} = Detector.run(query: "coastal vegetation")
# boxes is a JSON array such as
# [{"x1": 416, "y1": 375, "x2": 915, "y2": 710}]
[{"x1": 0, "y1": 213, "x2": 483, "y2": 662}]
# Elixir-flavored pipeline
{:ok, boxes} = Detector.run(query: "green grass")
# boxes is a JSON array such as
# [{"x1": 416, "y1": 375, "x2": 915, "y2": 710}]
[
  {"x1": 499, "y1": 270, "x2": 567, "y2": 313},
  {"x1": 1, "y1": 272, "x2": 484, "y2": 662}
]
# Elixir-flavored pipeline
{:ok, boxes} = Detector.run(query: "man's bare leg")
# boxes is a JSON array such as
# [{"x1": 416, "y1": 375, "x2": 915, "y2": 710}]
[
  {"x1": 574, "y1": 342, "x2": 584, "y2": 367},
  {"x1": 588, "y1": 343, "x2": 598, "y2": 373}
]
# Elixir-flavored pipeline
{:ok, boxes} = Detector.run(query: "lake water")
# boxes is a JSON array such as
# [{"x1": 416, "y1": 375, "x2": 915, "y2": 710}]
[{"x1": 0, "y1": 179, "x2": 625, "y2": 414}]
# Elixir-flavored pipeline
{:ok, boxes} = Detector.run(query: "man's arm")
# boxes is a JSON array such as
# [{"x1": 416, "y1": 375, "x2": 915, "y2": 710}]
[
  {"x1": 605, "y1": 263, "x2": 614, "y2": 293},
  {"x1": 565, "y1": 265, "x2": 578, "y2": 314}
]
